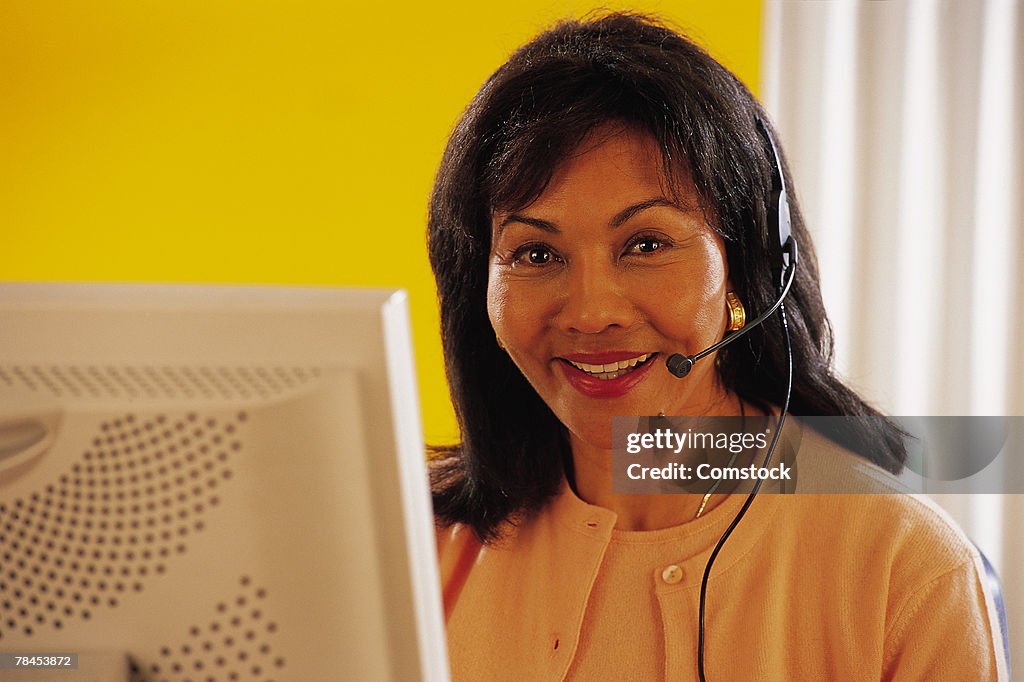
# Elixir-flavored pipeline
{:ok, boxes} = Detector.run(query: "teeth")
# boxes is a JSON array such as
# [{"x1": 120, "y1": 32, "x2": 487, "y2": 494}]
[{"x1": 568, "y1": 353, "x2": 651, "y2": 379}]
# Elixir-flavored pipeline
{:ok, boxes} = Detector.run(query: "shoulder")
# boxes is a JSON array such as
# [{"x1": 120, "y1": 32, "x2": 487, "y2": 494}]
[
  {"x1": 435, "y1": 521, "x2": 486, "y2": 579},
  {"x1": 434, "y1": 480, "x2": 614, "y2": 614},
  {"x1": 788, "y1": 421, "x2": 978, "y2": 571},
  {"x1": 782, "y1": 421, "x2": 1006, "y2": 678},
  {"x1": 434, "y1": 521, "x2": 484, "y2": 622}
]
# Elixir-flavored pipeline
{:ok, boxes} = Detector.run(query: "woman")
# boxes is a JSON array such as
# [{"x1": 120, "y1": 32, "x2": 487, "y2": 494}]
[{"x1": 427, "y1": 12, "x2": 1005, "y2": 680}]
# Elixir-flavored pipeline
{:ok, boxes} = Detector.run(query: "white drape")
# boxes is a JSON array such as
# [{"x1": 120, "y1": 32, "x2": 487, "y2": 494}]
[{"x1": 763, "y1": 0, "x2": 1022, "y2": 668}]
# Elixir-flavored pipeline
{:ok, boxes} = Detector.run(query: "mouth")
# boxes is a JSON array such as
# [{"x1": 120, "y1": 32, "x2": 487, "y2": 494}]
[
  {"x1": 563, "y1": 353, "x2": 656, "y2": 381},
  {"x1": 557, "y1": 351, "x2": 660, "y2": 398}
]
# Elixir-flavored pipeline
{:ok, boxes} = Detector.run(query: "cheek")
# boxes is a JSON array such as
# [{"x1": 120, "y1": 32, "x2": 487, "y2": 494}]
[
  {"x1": 487, "y1": 269, "x2": 537, "y2": 351},
  {"x1": 657, "y1": 241, "x2": 729, "y2": 333},
  {"x1": 486, "y1": 266, "x2": 510, "y2": 339},
  {"x1": 699, "y1": 257, "x2": 729, "y2": 315},
  {"x1": 487, "y1": 270, "x2": 554, "y2": 361}
]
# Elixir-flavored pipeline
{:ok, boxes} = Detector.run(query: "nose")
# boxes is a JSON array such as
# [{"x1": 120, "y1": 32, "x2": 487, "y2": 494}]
[{"x1": 553, "y1": 257, "x2": 639, "y2": 335}]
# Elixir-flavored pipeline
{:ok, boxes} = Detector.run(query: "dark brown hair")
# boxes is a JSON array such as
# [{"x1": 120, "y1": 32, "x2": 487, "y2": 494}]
[{"x1": 428, "y1": 12, "x2": 905, "y2": 542}]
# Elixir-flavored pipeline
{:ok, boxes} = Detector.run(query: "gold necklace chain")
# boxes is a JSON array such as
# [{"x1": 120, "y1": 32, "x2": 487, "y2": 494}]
[{"x1": 694, "y1": 399, "x2": 746, "y2": 519}]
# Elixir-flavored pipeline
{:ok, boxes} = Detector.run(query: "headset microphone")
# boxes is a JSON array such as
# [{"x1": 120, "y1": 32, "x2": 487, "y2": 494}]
[
  {"x1": 664, "y1": 254, "x2": 797, "y2": 378},
  {"x1": 666, "y1": 118, "x2": 798, "y2": 379}
]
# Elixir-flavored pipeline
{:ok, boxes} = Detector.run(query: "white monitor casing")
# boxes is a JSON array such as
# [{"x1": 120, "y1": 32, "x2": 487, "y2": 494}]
[{"x1": 0, "y1": 283, "x2": 449, "y2": 682}]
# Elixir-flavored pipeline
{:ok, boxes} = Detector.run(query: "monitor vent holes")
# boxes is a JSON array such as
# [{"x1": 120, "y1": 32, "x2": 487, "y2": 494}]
[
  {"x1": 127, "y1": 576, "x2": 284, "y2": 682},
  {"x1": 0, "y1": 366, "x2": 321, "y2": 401},
  {"x1": 0, "y1": 412, "x2": 244, "y2": 642}
]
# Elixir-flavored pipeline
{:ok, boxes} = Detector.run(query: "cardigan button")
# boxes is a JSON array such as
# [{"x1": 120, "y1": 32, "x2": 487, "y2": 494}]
[{"x1": 661, "y1": 564, "x2": 683, "y2": 585}]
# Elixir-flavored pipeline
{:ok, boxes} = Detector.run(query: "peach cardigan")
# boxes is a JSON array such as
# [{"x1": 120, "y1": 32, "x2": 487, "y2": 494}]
[{"x1": 437, "y1": 424, "x2": 1006, "y2": 680}]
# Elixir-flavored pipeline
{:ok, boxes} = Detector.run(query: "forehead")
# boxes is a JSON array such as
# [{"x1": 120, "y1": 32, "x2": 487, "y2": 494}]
[{"x1": 494, "y1": 125, "x2": 702, "y2": 221}]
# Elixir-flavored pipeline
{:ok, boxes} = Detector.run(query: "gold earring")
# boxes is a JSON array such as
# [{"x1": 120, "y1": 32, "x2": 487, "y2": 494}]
[{"x1": 725, "y1": 291, "x2": 746, "y2": 331}]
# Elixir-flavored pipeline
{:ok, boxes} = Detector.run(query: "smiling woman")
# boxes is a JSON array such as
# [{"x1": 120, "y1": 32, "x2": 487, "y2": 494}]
[
  {"x1": 427, "y1": 12, "x2": 1006, "y2": 681},
  {"x1": 489, "y1": 128, "x2": 729, "y2": 415}
]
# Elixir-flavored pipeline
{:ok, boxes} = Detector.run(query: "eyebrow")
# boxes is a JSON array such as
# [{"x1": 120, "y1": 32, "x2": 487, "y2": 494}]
[
  {"x1": 498, "y1": 214, "x2": 559, "y2": 233},
  {"x1": 497, "y1": 197, "x2": 687, "y2": 233},
  {"x1": 609, "y1": 198, "x2": 682, "y2": 227}
]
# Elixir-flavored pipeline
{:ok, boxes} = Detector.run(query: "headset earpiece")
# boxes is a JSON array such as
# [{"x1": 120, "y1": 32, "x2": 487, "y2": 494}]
[{"x1": 755, "y1": 117, "x2": 797, "y2": 289}]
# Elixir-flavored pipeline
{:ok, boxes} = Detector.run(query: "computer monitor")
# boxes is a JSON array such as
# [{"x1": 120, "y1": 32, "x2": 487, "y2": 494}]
[{"x1": 0, "y1": 283, "x2": 449, "y2": 681}]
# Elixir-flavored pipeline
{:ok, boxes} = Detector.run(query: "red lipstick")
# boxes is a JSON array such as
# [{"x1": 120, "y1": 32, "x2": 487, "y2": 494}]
[{"x1": 557, "y1": 352, "x2": 658, "y2": 398}]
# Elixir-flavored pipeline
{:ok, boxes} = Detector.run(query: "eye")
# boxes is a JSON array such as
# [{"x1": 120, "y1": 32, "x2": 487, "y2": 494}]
[
  {"x1": 526, "y1": 247, "x2": 552, "y2": 264},
  {"x1": 511, "y1": 244, "x2": 560, "y2": 267},
  {"x1": 627, "y1": 235, "x2": 668, "y2": 254}
]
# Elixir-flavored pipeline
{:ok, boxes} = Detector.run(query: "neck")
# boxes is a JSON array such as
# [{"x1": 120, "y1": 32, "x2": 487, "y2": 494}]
[{"x1": 567, "y1": 393, "x2": 756, "y2": 531}]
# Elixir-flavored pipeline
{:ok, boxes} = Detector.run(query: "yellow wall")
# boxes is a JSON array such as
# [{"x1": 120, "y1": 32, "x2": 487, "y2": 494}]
[{"x1": 0, "y1": 1, "x2": 761, "y2": 445}]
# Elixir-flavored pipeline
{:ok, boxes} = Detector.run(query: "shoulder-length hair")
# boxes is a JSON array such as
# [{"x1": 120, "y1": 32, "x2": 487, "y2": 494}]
[{"x1": 428, "y1": 12, "x2": 905, "y2": 542}]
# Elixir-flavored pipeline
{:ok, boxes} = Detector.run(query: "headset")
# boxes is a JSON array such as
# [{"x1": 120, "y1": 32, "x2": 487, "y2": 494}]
[{"x1": 664, "y1": 118, "x2": 799, "y2": 682}]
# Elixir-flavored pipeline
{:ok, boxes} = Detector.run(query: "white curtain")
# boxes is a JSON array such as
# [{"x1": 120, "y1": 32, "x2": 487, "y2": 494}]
[{"x1": 763, "y1": 0, "x2": 1022, "y2": 667}]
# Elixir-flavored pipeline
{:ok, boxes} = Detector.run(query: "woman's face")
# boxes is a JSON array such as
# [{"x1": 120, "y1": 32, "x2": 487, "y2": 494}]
[{"x1": 487, "y1": 126, "x2": 733, "y2": 449}]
